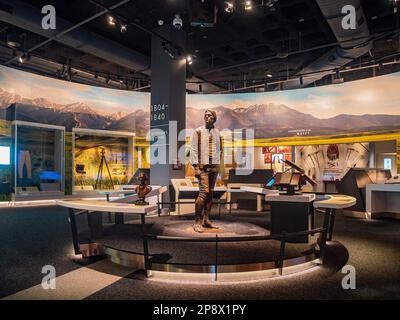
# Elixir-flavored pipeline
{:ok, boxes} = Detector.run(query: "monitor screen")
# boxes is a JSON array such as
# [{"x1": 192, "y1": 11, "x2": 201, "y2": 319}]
[
  {"x1": 0, "y1": 146, "x2": 10, "y2": 165},
  {"x1": 266, "y1": 177, "x2": 276, "y2": 187},
  {"x1": 40, "y1": 171, "x2": 61, "y2": 181}
]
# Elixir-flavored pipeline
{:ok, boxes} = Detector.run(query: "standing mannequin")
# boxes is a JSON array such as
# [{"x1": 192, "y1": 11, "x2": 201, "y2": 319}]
[
  {"x1": 190, "y1": 109, "x2": 223, "y2": 233},
  {"x1": 18, "y1": 150, "x2": 32, "y2": 179}
]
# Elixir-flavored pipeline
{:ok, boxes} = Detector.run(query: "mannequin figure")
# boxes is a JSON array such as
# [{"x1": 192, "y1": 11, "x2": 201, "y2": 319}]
[{"x1": 18, "y1": 150, "x2": 32, "y2": 179}]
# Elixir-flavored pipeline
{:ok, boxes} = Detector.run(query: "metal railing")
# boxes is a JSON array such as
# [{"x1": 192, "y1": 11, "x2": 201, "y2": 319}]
[{"x1": 143, "y1": 224, "x2": 329, "y2": 280}]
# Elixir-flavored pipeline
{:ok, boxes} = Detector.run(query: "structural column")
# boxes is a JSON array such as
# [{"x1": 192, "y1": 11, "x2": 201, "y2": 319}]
[{"x1": 150, "y1": 25, "x2": 186, "y2": 203}]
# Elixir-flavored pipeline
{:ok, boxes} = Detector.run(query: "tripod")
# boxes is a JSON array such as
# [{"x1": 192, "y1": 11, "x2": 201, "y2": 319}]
[{"x1": 95, "y1": 148, "x2": 114, "y2": 190}]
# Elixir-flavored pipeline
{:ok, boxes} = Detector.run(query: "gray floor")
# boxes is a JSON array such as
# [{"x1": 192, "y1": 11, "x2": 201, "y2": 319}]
[
  {"x1": 0, "y1": 205, "x2": 399, "y2": 299},
  {"x1": 0, "y1": 206, "x2": 86, "y2": 298}
]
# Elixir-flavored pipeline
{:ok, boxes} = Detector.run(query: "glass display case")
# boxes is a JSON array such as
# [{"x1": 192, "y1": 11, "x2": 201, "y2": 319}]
[
  {"x1": 72, "y1": 128, "x2": 135, "y2": 191},
  {"x1": 0, "y1": 119, "x2": 12, "y2": 201},
  {"x1": 12, "y1": 121, "x2": 65, "y2": 198}
]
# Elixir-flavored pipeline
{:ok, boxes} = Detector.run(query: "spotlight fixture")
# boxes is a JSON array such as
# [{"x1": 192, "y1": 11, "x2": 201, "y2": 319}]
[
  {"x1": 265, "y1": 0, "x2": 279, "y2": 7},
  {"x1": 162, "y1": 42, "x2": 175, "y2": 59},
  {"x1": 266, "y1": 73, "x2": 273, "y2": 78},
  {"x1": 18, "y1": 53, "x2": 29, "y2": 63},
  {"x1": 186, "y1": 55, "x2": 193, "y2": 65},
  {"x1": 224, "y1": 1, "x2": 234, "y2": 13},
  {"x1": 6, "y1": 33, "x2": 21, "y2": 48},
  {"x1": 276, "y1": 51, "x2": 289, "y2": 59},
  {"x1": 244, "y1": 0, "x2": 252, "y2": 11},
  {"x1": 120, "y1": 23, "x2": 127, "y2": 33},
  {"x1": 107, "y1": 15, "x2": 116, "y2": 26},
  {"x1": 60, "y1": 64, "x2": 68, "y2": 77}
]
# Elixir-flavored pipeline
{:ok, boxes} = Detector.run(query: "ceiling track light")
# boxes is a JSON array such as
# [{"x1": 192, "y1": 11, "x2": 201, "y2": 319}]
[
  {"x1": 107, "y1": 15, "x2": 116, "y2": 26},
  {"x1": 245, "y1": 0, "x2": 253, "y2": 11},
  {"x1": 162, "y1": 42, "x2": 175, "y2": 59},
  {"x1": 224, "y1": 1, "x2": 234, "y2": 13},
  {"x1": 6, "y1": 33, "x2": 21, "y2": 48},
  {"x1": 186, "y1": 55, "x2": 193, "y2": 65},
  {"x1": 18, "y1": 52, "x2": 30, "y2": 64}
]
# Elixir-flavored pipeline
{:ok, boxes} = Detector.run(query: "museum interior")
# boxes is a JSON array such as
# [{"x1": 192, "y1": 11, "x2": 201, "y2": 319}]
[{"x1": 0, "y1": 0, "x2": 399, "y2": 303}]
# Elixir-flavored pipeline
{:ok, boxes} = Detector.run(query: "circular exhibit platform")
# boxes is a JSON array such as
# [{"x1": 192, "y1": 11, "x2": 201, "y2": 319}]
[{"x1": 78, "y1": 214, "x2": 329, "y2": 281}]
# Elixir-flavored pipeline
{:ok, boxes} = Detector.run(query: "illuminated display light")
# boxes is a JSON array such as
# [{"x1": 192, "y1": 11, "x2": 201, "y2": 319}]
[{"x1": 0, "y1": 146, "x2": 10, "y2": 165}]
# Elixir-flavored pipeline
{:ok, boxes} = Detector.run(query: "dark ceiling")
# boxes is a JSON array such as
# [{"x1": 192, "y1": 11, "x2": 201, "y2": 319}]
[{"x1": 0, "y1": 0, "x2": 399, "y2": 93}]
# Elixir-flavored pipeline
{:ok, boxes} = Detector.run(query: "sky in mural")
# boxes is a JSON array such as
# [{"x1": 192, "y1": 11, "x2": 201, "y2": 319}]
[
  {"x1": 1, "y1": 64, "x2": 400, "y2": 138},
  {"x1": 0, "y1": 65, "x2": 149, "y2": 115},
  {"x1": 187, "y1": 71, "x2": 400, "y2": 119}
]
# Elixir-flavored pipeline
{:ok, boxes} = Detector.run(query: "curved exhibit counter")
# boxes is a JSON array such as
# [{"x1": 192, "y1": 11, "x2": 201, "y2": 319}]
[
  {"x1": 313, "y1": 194, "x2": 356, "y2": 241},
  {"x1": 55, "y1": 195, "x2": 344, "y2": 282},
  {"x1": 366, "y1": 184, "x2": 400, "y2": 219}
]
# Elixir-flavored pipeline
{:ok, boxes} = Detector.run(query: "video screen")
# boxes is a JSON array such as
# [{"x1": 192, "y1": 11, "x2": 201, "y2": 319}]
[
  {"x1": 267, "y1": 173, "x2": 302, "y2": 187},
  {"x1": 0, "y1": 146, "x2": 10, "y2": 165}
]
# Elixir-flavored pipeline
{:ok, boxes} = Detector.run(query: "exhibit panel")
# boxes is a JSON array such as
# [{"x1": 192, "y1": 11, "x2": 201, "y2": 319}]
[
  {"x1": 72, "y1": 128, "x2": 135, "y2": 191},
  {"x1": 295, "y1": 143, "x2": 370, "y2": 193},
  {"x1": 11, "y1": 121, "x2": 65, "y2": 199}
]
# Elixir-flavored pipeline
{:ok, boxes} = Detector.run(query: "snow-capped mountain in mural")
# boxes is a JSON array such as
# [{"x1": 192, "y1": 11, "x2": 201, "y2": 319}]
[
  {"x1": 187, "y1": 104, "x2": 400, "y2": 138},
  {"x1": 0, "y1": 88, "x2": 147, "y2": 134},
  {"x1": 2, "y1": 87, "x2": 400, "y2": 138}
]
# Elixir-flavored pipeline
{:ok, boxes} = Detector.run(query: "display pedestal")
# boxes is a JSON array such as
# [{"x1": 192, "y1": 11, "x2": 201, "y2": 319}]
[
  {"x1": 266, "y1": 194, "x2": 316, "y2": 243},
  {"x1": 366, "y1": 183, "x2": 400, "y2": 219}
]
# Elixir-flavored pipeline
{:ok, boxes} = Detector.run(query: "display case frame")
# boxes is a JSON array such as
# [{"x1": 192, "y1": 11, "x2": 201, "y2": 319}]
[
  {"x1": 11, "y1": 120, "x2": 65, "y2": 200},
  {"x1": 72, "y1": 128, "x2": 135, "y2": 192}
]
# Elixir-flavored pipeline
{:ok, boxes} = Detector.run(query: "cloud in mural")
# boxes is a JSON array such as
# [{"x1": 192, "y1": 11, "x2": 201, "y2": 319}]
[
  {"x1": 0, "y1": 65, "x2": 150, "y2": 134},
  {"x1": 187, "y1": 72, "x2": 400, "y2": 119},
  {"x1": 0, "y1": 65, "x2": 149, "y2": 115}
]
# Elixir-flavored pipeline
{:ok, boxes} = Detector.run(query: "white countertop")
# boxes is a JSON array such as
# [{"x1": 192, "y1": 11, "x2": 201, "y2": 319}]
[
  {"x1": 179, "y1": 186, "x2": 227, "y2": 192},
  {"x1": 240, "y1": 186, "x2": 280, "y2": 195},
  {"x1": 97, "y1": 185, "x2": 167, "y2": 196},
  {"x1": 366, "y1": 183, "x2": 400, "y2": 192},
  {"x1": 313, "y1": 195, "x2": 356, "y2": 209},
  {"x1": 265, "y1": 193, "x2": 316, "y2": 203},
  {"x1": 56, "y1": 200, "x2": 157, "y2": 214}
]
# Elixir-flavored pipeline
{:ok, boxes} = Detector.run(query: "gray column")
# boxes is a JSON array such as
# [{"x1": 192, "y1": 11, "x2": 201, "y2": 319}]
[
  {"x1": 369, "y1": 142, "x2": 375, "y2": 168},
  {"x1": 150, "y1": 25, "x2": 186, "y2": 202}
]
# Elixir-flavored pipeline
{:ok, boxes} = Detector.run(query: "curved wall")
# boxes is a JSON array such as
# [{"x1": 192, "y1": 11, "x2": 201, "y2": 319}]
[
  {"x1": 1, "y1": 65, "x2": 400, "y2": 141},
  {"x1": 187, "y1": 72, "x2": 400, "y2": 140}
]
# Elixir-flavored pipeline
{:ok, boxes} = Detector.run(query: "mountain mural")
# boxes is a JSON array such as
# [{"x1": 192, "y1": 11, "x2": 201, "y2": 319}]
[
  {"x1": 186, "y1": 104, "x2": 400, "y2": 138},
  {"x1": 1, "y1": 86, "x2": 400, "y2": 139},
  {"x1": 0, "y1": 88, "x2": 146, "y2": 134}
]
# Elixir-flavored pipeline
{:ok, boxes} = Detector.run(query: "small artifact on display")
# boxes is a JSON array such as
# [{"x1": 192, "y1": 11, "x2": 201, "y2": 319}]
[
  {"x1": 134, "y1": 173, "x2": 152, "y2": 205},
  {"x1": 265, "y1": 159, "x2": 317, "y2": 195}
]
